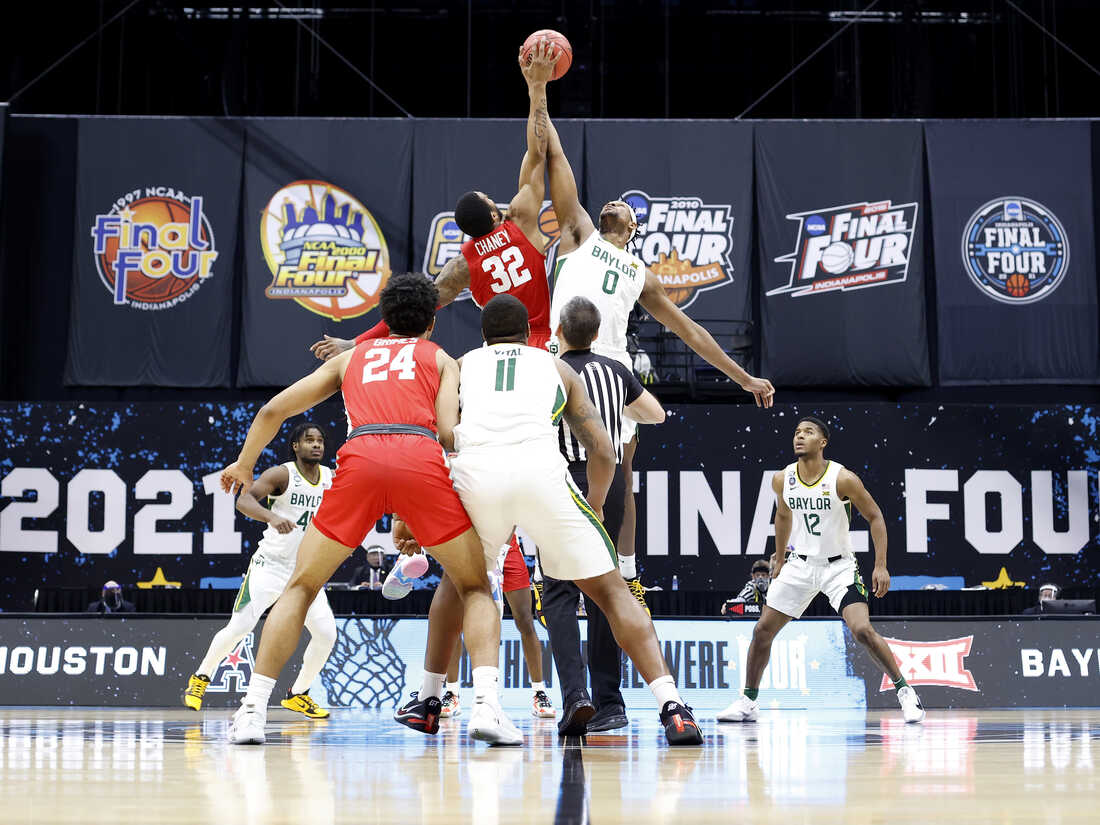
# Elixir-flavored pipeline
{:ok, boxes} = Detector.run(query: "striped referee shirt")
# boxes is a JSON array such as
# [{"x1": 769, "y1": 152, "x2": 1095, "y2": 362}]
[{"x1": 558, "y1": 349, "x2": 644, "y2": 464}]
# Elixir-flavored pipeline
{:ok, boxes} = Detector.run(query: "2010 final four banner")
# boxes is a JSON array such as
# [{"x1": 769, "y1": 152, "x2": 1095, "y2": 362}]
[
  {"x1": 755, "y1": 121, "x2": 931, "y2": 387},
  {"x1": 238, "y1": 119, "x2": 414, "y2": 386},
  {"x1": 925, "y1": 120, "x2": 1099, "y2": 385},
  {"x1": 65, "y1": 118, "x2": 244, "y2": 386}
]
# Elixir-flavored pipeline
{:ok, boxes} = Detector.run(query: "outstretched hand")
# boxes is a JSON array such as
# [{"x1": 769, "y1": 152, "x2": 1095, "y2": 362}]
[
  {"x1": 309, "y1": 335, "x2": 354, "y2": 362},
  {"x1": 741, "y1": 375, "x2": 776, "y2": 408},
  {"x1": 519, "y1": 39, "x2": 557, "y2": 84},
  {"x1": 220, "y1": 461, "x2": 254, "y2": 497}
]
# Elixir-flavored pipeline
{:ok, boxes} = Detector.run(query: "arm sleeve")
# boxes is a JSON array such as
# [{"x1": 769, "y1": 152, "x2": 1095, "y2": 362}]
[{"x1": 355, "y1": 320, "x2": 390, "y2": 344}]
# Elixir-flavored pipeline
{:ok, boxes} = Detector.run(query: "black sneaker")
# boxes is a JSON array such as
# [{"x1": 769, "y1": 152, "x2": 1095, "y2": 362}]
[
  {"x1": 394, "y1": 691, "x2": 442, "y2": 735},
  {"x1": 586, "y1": 704, "x2": 629, "y2": 732},
  {"x1": 557, "y1": 693, "x2": 596, "y2": 737},
  {"x1": 660, "y1": 701, "x2": 703, "y2": 746}
]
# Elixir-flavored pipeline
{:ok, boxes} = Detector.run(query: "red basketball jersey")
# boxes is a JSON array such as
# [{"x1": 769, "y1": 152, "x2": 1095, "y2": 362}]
[
  {"x1": 461, "y1": 220, "x2": 550, "y2": 340},
  {"x1": 341, "y1": 337, "x2": 441, "y2": 432}
]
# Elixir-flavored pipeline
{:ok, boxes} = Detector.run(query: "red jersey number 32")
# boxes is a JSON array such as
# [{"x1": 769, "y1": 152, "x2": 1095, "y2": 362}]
[
  {"x1": 482, "y1": 246, "x2": 532, "y2": 293},
  {"x1": 362, "y1": 344, "x2": 418, "y2": 383}
]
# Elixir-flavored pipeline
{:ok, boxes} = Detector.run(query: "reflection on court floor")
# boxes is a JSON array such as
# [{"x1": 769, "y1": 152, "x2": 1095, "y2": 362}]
[{"x1": 0, "y1": 708, "x2": 1095, "y2": 824}]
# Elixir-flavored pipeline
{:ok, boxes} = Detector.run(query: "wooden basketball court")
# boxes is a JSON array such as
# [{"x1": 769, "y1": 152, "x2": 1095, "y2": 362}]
[{"x1": 0, "y1": 707, "x2": 1095, "y2": 823}]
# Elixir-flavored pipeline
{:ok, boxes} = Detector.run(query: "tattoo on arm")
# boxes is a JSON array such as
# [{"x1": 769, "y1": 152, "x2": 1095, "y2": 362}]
[
  {"x1": 564, "y1": 397, "x2": 609, "y2": 455},
  {"x1": 434, "y1": 257, "x2": 470, "y2": 306}
]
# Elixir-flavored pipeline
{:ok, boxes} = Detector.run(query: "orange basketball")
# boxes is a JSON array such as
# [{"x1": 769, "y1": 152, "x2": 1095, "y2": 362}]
[
  {"x1": 521, "y1": 29, "x2": 572, "y2": 81},
  {"x1": 1006, "y1": 273, "x2": 1030, "y2": 297},
  {"x1": 538, "y1": 206, "x2": 560, "y2": 244}
]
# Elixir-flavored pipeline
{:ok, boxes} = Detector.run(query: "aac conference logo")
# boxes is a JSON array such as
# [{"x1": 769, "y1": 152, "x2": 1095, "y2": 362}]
[
  {"x1": 261, "y1": 180, "x2": 391, "y2": 321},
  {"x1": 961, "y1": 197, "x2": 1069, "y2": 305},
  {"x1": 90, "y1": 187, "x2": 218, "y2": 310},
  {"x1": 621, "y1": 190, "x2": 735, "y2": 309},
  {"x1": 770, "y1": 199, "x2": 918, "y2": 299}
]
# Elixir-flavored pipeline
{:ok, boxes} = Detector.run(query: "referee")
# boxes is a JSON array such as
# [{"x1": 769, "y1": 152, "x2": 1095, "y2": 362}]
[{"x1": 542, "y1": 296, "x2": 666, "y2": 735}]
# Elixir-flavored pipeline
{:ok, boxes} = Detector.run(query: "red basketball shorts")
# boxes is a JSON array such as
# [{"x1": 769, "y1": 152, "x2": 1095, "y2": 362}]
[
  {"x1": 312, "y1": 434, "x2": 472, "y2": 550},
  {"x1": 501, "y1": 534, "x2": 532, "y2": 593}
]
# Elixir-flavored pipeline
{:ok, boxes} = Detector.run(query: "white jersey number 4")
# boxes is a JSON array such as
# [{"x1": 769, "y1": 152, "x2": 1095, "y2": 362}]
[
  {"x1": 362, "y1": 344, "x2": 418, "y2": 383},
  {"x1": 483, "y1": 246, "x2": 532, "y2": 293}
]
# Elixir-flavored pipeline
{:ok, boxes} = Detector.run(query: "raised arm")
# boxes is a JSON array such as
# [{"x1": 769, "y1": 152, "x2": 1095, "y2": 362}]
[
  {"x1": 544, "y1": 117, "x2": 594, "y2": 255},
  {"x1": 221, "y1": 351, "x2": 350, "y2": 494},
  {"x1": 554, "y1": 360, "x2": 615, "y2": 518},
  {"x1": 838, "y1": 469, "x2": 890, "y2": 597},
  {"x1": 434, "y1": 350, "x2": 461, "y2": 452},
  {"x1": 771, "y1": 471, "x2": 792, "y2": 577},
  {"x1": 638, "y1": 269, "x2": 776, "y2": 408},
  {"x1": 510, "y1": 42, "x2": 557, "y2": 242},
  {"x1": 235, "y1": 465, "x2": 295, "y2": 533}
]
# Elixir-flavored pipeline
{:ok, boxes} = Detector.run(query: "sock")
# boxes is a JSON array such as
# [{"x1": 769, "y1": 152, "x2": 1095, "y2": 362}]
[
  {"x1": 419, "y1": 670, "x2": 446, "y2": 701},
  {"x1": 444, "y1": 680, "x2": 461, "y2": 695},
  {"x1": 243, "y1": 673, "x2": 276, "y2": 708},
  {"x1": 473, "y1": 666, "x2": 500, "y2": 705},
  {"x1": 619, "y1": 554, "x2": 638, "y2": 579},
  {"x1": 648, "y1": 674, "x2": 682, "y2": 707},
  {"x1": 892, "y1": 675, "x2": 909, "y2": 691},
  {"x1": 743, "y1": 687, "x2": 759, "y2": 701},
  {"x1": 531, "y1": 681, "x2": 546, "y2": 693}
]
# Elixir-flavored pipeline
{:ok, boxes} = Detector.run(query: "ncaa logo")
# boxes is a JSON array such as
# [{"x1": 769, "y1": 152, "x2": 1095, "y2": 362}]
[{"x1": 961, "y1": 197, "x2": 1069, "y2": 305}]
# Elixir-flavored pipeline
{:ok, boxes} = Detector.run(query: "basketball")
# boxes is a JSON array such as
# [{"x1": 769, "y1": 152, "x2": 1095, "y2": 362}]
[
  {"x1": 1006, "y1": 273, "x2": 1030, "y2": 297},
  {"x1": 521, "y1": 29, "x2": 572, "y2": 81},
  {"x1": 820, "y1": 242, "x2": 855, "y2": 275}
]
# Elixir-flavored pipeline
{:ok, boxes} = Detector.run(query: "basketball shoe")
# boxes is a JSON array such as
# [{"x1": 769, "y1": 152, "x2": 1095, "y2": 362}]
[
  {"x1": 716, "y1": 694, "x2": 759, "y2": 722},
  {"x1": 532, "y1": 689, "x2": 555, "y2": 718},
  {"x1": 469, "y1": 700, "x2": 524, "y2": 746},
  {"x1": 441, "y1": 690, "x2": 461, "y2": 718},
  {"x1": 898, "y1": 686, "x2": 925, "y2": 723},
  {"x1": 394, "y1": 691, "x2": 442, "y2": 735},
  {"x1": 280, "y1": 690, "x2": 330, "y2": 719},
  {"x1": 626, "y1": 577, "x2": 650, "y2": 616},
  {"x1": 660, "y1": 701, "x2": 703, "y2": 746},
  {"x1": 227, "y1": 702, "x2": 266, "y2": 745},
  {"x1": 382, "y1": 553, "x2": 429, "y2": 600},
  {"x1": 182, "y1": 673, "x2": 210, "y2": 711}
]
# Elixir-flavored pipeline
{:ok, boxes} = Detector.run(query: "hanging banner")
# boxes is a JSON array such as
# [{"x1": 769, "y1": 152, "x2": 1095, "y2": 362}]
[
  {"x1": 65, "y1": 119, "x2": 243, "y2": 386},
  {"x1": 584, "y1": 121, "x2": 753, "y2": 322},
  {"x1": 925, "y1": 121, "x2": 1099, "y2": 384},
  {"x1": 411, "y1": 119, "x2": 583, "y2": 357},
  {"x1": 756, "y1": 122, "x2": 931, "y2": 386},
  {"x1": 238, "y1": 119, "x2": 413, "y2": 386}
]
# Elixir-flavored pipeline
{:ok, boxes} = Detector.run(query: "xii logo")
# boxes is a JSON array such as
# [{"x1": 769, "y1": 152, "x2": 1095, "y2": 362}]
[{"x1": 879, "y1": 636, "x2": 978, "y2": 692}]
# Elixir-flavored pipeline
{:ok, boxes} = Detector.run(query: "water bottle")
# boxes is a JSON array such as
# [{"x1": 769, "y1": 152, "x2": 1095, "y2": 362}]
[{"x1": 671, "y1": 574, "x2": 679, "y2": 591}]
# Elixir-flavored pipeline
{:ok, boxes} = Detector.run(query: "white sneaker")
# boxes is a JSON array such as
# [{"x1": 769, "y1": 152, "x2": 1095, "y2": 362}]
[
  {"x1": 382, "y1": 553, "x2": 429, "y2": 600},
  {"x1": 468, "y1": 700, "x2": 524, "y2": 746},
  {"x1": 898, "y1": 686, "x2": 925, "y2": 723},
  {"x1": 716, "y1": 694, "x2": 759, "y2": 722},
  {"x1": 531, "y1": 689, "x2": 555, "y2": 718},
  {"x1": 228, "y1": 702, "x2": 267, "y2": 744}
]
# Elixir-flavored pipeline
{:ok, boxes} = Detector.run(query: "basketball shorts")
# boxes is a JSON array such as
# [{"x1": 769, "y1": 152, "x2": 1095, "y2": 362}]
[
  {"x1": 528, "y1": 331, "x2": 552, "y2": 352},
  {"x1": 765, "y1": 554, "x2": 868, "y2": 619},
  {"x1": 312, "y1": 434, "x2": 472, "y2": 550},
  {"x1": 233, "y1": 551, "x2": 332, "y2": 625},
  {"x1": 450, "y1": 445, "x2": 617, "y2": 581},
  {"x1": 499, "y1": 534, "x2": 532, "y2": 593}
]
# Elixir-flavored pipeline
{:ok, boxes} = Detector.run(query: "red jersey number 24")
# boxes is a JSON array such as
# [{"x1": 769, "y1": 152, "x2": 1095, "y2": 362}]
[
  {"x1": 482, "y1": 246, "x2": 532, "y2": 294},
  {"x1": 362, "y1": 344, "x2": 418, "y2": 383}
]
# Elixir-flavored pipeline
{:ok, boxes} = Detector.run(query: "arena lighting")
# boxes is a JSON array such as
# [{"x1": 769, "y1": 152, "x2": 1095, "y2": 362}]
[
  {"x1": 707, "y1": 9, "x2": 992, "y2": 25},
  {"x1": 181, "y1": 7, "x2": 325, "y2": 19}
]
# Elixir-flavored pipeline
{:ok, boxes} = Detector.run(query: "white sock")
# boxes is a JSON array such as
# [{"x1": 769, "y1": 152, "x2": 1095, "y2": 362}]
[
  {"x1": 472, "y1": 666, "x2": 500, "y2": 705},
  {"x1": 648, "y1": 674, "x2": 681, "y2": 708},
  {"x1": 444, "y1": 681, "x2": 461, "y2": 695},
  {"x1": 419, "y1": 670, "x2": 446, "y2": 701},
  {"x1": 244, "y1": 673, "x2": 276, "y2": 708},
  {"x1": 619, "y1": 554, "x2": 638, "y2": 579},
  {"x1": 531, "y1": 681, "x2": 546, "y2": 692}
]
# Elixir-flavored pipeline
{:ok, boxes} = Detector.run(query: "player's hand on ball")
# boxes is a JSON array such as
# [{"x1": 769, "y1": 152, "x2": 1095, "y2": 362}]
[
  {"x1": 220, "y1": 462, "x2": 254, "y2": 496},
  {"x1": 872, "y1": 565, "x2": 890, "y2": 597},
  {"x1": 519, "y1": 39, "x2": 556, "y2": 83},
  {"x1": 392, "y1": 517, "x2": 421, "y2": 555},
  {"x1": 309, "y1": 334, "x2": 354, "y2": 361},
  {"x1": 270, "y1": 517, "x2": 296, "y2": 534},
  {"x1": 741, "y1": 375, "x2": 776, "y2": 408}
]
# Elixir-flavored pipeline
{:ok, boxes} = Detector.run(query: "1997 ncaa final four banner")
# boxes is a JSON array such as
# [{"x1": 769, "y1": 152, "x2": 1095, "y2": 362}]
[
  {"x1": 755, "y1": 121, "x2": 931, "y2": 387},
  {"x1": 65, "y1": 119, "x2": 243, "y2": 387},
  {"x1": 925, "y1": 121, "x2": 1099, "y2": 385},
  {"x1": 238, "y1": 120, "x2": 414, "y2": 386},
  {"x1": 582, "y1": 121, "x2": 754, "y2": 323}
]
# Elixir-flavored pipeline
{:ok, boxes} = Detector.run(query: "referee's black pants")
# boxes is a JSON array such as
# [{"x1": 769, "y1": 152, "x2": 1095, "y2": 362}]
[{"x1": 540, "y1": 461, "x2": 626, "y2": 711}]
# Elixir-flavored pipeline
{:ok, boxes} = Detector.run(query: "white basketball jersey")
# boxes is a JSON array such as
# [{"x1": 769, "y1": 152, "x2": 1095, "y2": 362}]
[
  {"x1": 549, "y1": 230, "x2": 646, "y2": 366},
  {"x1": 782, "y1": 460, "x2": 853, "y2": 559},
  {"x1": 257, "y1": 461, "x2": 334, "y2": 563},
  {"x1": 454, "y1": 343, "x2": 567, "y2": 453}
]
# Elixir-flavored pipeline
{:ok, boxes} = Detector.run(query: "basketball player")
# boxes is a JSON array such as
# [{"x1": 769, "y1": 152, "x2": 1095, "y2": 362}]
[
  {"x1": 716, "y1": 416, "x2": 925, "y2": 724},
  {"x1": 439, "y1": 534, "x2": 555, "y2": 720},
  {"x1": 309, "y1": 40, "x2": 562, "y2": 359},
  {"x1": 536, "y1": 101, "x2": 776, "y2": 605},
  {"x1": 183, "y1": 423, "x2": 336, "y2": 719},
  {"x1": 402, "y1": 295, "x2": 703, "y2": 746},
  {"x1": 221, "y1": 274, "x2": 517, "y2": 745}
]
